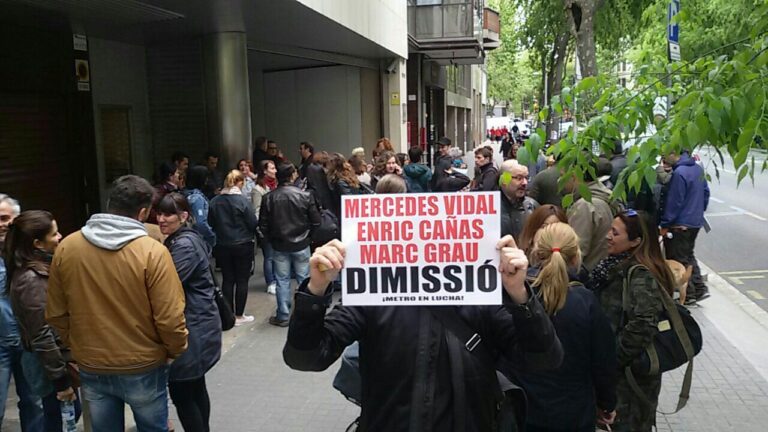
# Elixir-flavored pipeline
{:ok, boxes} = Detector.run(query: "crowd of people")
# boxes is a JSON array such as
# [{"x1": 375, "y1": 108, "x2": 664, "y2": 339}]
[{"x1": 0, "y1": 131, "x2": 709, "y2": 431}]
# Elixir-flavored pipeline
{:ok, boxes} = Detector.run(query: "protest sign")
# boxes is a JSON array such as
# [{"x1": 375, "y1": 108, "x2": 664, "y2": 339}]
[{"x1": 341, "y1": 191, "x2": 501, "y2": 306}]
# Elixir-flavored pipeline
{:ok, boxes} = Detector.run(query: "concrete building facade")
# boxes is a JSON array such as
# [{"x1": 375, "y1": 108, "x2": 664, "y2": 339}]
[{"x1": 0, "y1": 0, "x2": 408, "y2": 232}]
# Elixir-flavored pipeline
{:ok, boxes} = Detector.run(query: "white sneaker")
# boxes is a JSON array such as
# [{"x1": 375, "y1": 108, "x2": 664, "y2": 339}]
[
  {"x1": 235, "y1": 315, "x2": 255, "y2": 326},
  {"x1": 267, "y1": 282, "x2": 277, "y2": 295}
]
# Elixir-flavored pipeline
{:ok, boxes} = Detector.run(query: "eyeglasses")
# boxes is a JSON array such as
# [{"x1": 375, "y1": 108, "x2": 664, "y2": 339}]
[
  {"x1": 267, "y1": 147, "x2": 278, "y2": 151},
  {"x1": 511, "y1": 175, "x2": 529, "y2": 182}
]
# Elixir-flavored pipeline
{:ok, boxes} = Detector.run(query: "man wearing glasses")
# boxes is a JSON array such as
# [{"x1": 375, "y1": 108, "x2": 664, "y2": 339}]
[{"x1": 499, "y1": 160, "x2": 539, "y2": 240}]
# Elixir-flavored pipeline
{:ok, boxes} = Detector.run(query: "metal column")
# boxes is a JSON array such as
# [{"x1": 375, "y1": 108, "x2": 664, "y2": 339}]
[{"x1": 202, "y1": 32, "x2": 252, "y2": 170}]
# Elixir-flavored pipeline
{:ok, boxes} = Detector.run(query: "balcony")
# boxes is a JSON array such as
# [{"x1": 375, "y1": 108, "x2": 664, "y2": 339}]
[
  {"x1": 408, "y1": 0, "x2": 491, "y2": 65},
  {"x1": 483, "y1": 7, "x2": 500, "y2": 50}
]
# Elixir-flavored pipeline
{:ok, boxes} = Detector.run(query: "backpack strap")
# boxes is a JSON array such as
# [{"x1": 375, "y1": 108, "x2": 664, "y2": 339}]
[
  {"x1": 428, "y1": 307, "x2": 505, "y2": 432},
  {"x1": 621, "y1": 264, "x2": 695, "y2": 414}
]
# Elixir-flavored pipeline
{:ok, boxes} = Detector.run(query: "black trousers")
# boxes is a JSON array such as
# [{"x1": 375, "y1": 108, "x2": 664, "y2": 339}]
[
  {"x1": 215, "y1": 242, "x2": 254, "y2": 316},
  {"x1": 663, "y1": 227, "x2": 707, "y2": 298},
  {"x1": 169, "y1": 377, "x2": 211, "y2": 432}
]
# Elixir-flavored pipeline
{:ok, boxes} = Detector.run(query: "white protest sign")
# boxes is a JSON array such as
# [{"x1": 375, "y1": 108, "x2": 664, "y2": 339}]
[{"x1": 341, "y1": 192, "x2": 501, "y2": 306}]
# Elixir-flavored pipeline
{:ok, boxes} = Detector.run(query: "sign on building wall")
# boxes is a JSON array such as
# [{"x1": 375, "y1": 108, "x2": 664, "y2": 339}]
[
  {"x1": 390, "y1": 91, "x2": 400, "y2": 105},
  {"x1": 341, "y1": 192, "x2": 501, "y2": 306}
]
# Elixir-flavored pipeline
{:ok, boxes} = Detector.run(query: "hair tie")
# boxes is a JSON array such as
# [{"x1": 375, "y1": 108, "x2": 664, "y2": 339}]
[{"x1": 551, "y1": 248, "x2": 561, "y2": 253}]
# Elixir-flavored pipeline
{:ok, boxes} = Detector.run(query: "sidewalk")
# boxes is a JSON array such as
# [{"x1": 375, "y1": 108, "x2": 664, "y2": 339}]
[{"x1": 4, "y1": 257, "x2": 768, "y2": 431}]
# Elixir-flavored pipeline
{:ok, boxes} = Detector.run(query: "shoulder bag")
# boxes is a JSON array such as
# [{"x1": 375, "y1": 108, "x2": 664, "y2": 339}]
[
  {"x1": 209, "y1": 264, "x2": 236, "y2": 331},
  {"x1": 622, "y1": 265, "x2": 703, "y2": 413}
]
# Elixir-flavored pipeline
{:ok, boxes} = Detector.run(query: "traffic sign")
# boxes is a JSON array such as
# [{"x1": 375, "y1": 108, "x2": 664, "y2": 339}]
[{"x1": 668, "y1": 0, "x2": 681, "y2": 61}]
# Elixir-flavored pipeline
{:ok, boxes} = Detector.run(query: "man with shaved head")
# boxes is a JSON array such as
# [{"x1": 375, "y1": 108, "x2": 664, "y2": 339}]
[{"x1": 498, "y1": 160, "x2": 539, "y2": 239}]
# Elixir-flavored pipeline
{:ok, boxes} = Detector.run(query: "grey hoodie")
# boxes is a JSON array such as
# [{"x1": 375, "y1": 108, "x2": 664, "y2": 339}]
[{"x1": 81, "y1": 214, "x2": 147, "y2": 251}]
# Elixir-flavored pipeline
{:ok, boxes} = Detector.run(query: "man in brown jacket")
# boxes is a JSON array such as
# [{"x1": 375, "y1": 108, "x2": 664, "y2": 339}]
[{"x1": 46, "y1": 175, "x2": 188, "y2": 431}]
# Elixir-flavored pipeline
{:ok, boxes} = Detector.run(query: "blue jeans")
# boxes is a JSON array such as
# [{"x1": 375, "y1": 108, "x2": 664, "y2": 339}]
[
  {"x1": 260, "y1": 242, "x2": 276, "y2": 285},
  {"x1": 273, "y1": 247, "x2": 310, "y2": 321},
  {"x1": 0, "y1": 344, "x2": 44, "y2": 431},
  {"x1": 80, "y1": 365, "x2": 169, "y2": 432}
]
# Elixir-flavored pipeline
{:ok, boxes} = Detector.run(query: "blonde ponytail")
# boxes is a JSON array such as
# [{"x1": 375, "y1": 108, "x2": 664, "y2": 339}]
[{"x1": 531, "y1": 223, "x2": 581, "y2": 315}]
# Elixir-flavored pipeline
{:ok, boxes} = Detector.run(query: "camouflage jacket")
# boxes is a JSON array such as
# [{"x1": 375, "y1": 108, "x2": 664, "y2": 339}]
[{"x1": 596, "y1": 259, "x2": 664, "y2": 368}]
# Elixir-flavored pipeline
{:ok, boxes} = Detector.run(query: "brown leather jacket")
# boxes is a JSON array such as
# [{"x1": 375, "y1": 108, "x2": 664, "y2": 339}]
[{"x1": 9, "y1": 265, "x2": 72, "y2": 391}]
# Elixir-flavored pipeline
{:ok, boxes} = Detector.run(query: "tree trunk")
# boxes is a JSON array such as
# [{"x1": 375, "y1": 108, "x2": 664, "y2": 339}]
[
  {"x1": 566, "y1": 0, "x2": 600, "y2": 77},
  {"x1": 545, "y1": 26, "x2": 570, "y2": 142}
]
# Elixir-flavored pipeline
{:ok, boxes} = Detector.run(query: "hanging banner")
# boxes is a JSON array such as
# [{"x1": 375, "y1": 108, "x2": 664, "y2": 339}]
[{"x1": 341, "y1": 192, "x2": 501, "y2": 306}]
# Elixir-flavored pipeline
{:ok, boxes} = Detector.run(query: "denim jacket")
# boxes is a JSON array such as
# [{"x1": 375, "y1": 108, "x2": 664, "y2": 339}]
[
  {"x1": 0, "y1": 257, "x2": 21, "y2": 348},
  {"x1": 184, "y1": 189, "x2": 217, "y2": 248}
]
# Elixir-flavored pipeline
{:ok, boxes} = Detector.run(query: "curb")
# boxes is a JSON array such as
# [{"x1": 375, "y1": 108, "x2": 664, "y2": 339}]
[{"x1": 697, "y1": 260, "x2": 768, "y2": 383}]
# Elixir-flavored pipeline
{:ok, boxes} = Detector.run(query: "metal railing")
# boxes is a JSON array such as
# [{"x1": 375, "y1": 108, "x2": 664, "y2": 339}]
[{"x1": 408, "y1": 0, "x2": 478, "y2": 41}]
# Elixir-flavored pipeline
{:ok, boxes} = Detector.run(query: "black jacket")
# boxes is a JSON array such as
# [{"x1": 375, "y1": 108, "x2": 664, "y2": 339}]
[
  {"x1": 252, "y1": 148, "x2": 275, "y2": 170},
  {"x1": 305, "y1": 163, "x2": 335, "y2": 211},
  {"x1": 284, "y1": 281, "x2": 563, "y2": 432},
  {"x1": 164, "y1": 228, "x2": 222, "y2": 382},
  {"x1": 472, "y1": 163, "x2": 499, "y2": 192},
  {"x1": 436, "y1": 170, "x2": 471, "y2": 192},
  {"x1": 500, "y1": 193, "x2": 539, "y2": 240},
  {"x1": 431, "y1": 154, "x2": 454, "y2": 191},
  {"x1": 259, "y1": 184, "x2": 321, "y2": 252},
  {"x1": 506, "y1": 273, "x2": 617, "y2": 430},
  {"x1": 329, "y1": 179, "x2": 365, "y2": 221},
  {"x1": 208, "y1": 194, "x2": 258, "y2": 247}
]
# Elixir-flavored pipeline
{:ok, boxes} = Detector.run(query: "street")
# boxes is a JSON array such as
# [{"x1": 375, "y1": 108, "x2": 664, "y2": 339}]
[{"x1": 696, "y1": 148, "x2": 768, "y2": 311}]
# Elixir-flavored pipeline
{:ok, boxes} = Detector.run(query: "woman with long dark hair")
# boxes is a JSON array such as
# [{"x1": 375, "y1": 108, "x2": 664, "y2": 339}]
[
  {"x1": 157, "y1": 193, "x2": 222, "y2": 432},
  {"x1": 254, "y1": 160, "x2": 277, "y2": 295},
  {"x1": 589, "y1": 209, "x2": 676, "y2": 431},
  {"x1": 4, "y1": 211, "x2": 80, "y2": 430},
  {"x1": 370, "y1": 151, "x2": 402, "y2": 191},
  {"x1": 326, "y1": 153, "x2": 364, "y2": 220},
  {"x1": 148, "y1": 161, "x2": 181, "y2": 224},
  {"x1": 508, "y1": 222, "x2": 617, "y2": 431},
  {"x1": 209, "y1": 170, "x2": 258, "y2": 325}
]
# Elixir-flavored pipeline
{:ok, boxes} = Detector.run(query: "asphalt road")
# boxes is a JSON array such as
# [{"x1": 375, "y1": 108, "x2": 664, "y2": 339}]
[{"x1": 695, "y1": 148, "x2": 768, "y2": 310}]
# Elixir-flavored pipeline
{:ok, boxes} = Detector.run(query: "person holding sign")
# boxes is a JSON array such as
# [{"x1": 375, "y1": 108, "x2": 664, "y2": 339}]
[{"x1": 283, "y1": 235, "x2": 563, "y2": 431}]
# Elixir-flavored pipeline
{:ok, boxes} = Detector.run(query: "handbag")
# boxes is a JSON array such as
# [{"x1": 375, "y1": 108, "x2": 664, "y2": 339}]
[
  {"x1": 209, "y1": 264, "x2": 236, "y2": 331},
  {"x1": 312, "y1": 208, "x2": 340, "y2": 246},
  {"x1": 622, "y1": 265, "x2": 702, "y2": 413}
]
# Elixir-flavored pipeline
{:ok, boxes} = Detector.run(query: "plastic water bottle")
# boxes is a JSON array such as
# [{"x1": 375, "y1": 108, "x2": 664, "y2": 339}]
[{"x1": 61, "y1": 400, "x2": 77, "y2": 432}]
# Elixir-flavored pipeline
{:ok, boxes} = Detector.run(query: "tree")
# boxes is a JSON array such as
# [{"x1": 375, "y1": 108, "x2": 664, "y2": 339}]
[
  {"x1": 520, "y1": 1, "x2": 768, "y2": 207},
  {"x1": 566, "y1": 0, "x2": 601, "y2": 77}
]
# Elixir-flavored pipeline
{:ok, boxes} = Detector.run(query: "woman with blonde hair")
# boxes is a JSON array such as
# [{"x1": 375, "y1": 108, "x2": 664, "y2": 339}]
[
  {"x1": 374, "y1": 174, "x2": 407, "y2": 194},
  {"x1": 506, "y1": 222, "x2": 618, "y2": 432},
  {"x1": 209, "y1": 170, "x2": 258, "y2": 326}
]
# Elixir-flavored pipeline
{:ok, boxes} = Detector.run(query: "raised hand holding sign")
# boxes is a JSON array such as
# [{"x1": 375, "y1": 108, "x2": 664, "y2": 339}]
[{"x1": 496, "y1": 235, "x2": 529, "y2": 304}]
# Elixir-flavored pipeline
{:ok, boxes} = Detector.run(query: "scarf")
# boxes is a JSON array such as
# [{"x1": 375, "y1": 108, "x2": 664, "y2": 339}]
[
  {"x1": 223, "y1": 186, "x2": 242, "y2": 195},
  {"x1": 264, "y1": 176, "x2": 277, "y2": 191},
  {"x1": 588, "y1": 252, "x2": 631, "y2": 293}
]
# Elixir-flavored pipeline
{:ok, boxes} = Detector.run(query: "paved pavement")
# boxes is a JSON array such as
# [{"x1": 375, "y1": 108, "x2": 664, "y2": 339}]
[{"x1": 4, "y1": 253, "x2": 768, "y2": 431}]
